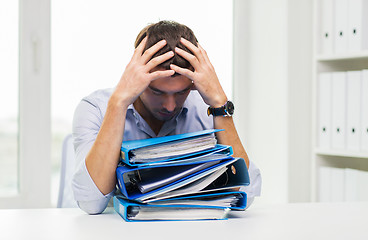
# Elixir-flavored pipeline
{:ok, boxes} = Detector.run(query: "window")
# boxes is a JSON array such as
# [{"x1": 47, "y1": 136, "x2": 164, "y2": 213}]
[
  {"x1": 0, "y1": 0, "x2": 50, "y2": 208},
  {"x1": 0, "y1": 0, "x2": 19, "y2": 196},
  {"x1": 50, "y1": 0, "x2": 233, "y2": 206}
]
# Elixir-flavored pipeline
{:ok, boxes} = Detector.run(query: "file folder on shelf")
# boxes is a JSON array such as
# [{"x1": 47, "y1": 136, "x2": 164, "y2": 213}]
[
  {"x1": 318, "y1": 73, "x2": 332, "y2": 149},
  {"x1": 334, "y1": 0, "x2": 348, "y2": 54},
  {"x1": 346, "y1": 71, "x2": 361, "y2": 151},
  {"x1": 331, "y1": 72, "x2": 347, "y2": 150},
  {"x1": 330, "y1": 167, "x2": 345, "y2": 202},
  {"x1": 320, "y1": 0, "x2": 335, "y2": 55},
  {"x1": 319, "y1": 166, "x2": 332, "y2": 202},
  {"x1": 120, "y1": 129, "x2": 225, "y2": 165},
  {"x1": 347, "y1": 0, "x2": 368, "y2": 52}
]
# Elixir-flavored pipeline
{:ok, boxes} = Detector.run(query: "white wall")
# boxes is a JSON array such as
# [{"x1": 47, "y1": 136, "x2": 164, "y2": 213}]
[
  {"x1": 287, "y1": 0, "x2": 312, "y2": 203},
  {"x1": 233, "y1": 0, "x2": 312, "y2": 204}
]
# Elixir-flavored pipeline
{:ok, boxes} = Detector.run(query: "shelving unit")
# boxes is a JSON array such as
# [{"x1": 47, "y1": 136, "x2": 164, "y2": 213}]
[{"x1": 312, "y1": 0, "x2": 368, "y2": 201}]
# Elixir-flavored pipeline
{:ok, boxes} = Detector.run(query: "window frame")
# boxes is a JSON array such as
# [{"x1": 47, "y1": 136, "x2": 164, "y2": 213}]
[{"x1": 0, "y1": 0, "x2": 51, "y2": 208}]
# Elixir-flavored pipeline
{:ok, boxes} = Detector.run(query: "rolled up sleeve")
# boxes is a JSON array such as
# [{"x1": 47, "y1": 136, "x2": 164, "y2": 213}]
[{"x1": 72, "y1": 160, "x2": 114, "y2": 214}]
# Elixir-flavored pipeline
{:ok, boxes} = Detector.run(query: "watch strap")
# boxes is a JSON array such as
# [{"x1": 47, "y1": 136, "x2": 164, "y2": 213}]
[
  {"x1": 207, "y1": 106, "x2": 226, "y2": 116},
  {"x1": 207, "y1": 101, "x2": 234, "y2": 117}
]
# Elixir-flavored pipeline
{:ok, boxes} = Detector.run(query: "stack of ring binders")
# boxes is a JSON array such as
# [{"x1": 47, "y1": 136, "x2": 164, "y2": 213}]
[{"x1": 114, "y1": 129, "x2": 250, "y2": 221}]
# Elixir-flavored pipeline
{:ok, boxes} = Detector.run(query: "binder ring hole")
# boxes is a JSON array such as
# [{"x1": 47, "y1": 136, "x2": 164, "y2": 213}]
[
  {"x1": 339, "y1": 31, "x2": 343, "y2": 36},
  {"x1": 322, "y1": 127, "x2": 326, "y2": 132},
  {"x1": 353, "y1": 29, "x2": 357, "y2": 34},
  {"x1": 337, "y1": 128, "x2": 340, "y2": 133},
  {"x1": 352, "y1": 128, "x2": 355, "y2": 133},
  {"x1": 231, "y1": 165, "x2": 236, "y2": 175},
  {"x1": 325, "y1": 33, "x2": 328, "y2": 38}
]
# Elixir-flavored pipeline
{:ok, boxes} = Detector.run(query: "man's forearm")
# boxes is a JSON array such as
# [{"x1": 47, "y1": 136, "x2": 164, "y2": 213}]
[
  {"x1": 84, "y1": 38, "x2": 175, "y2": 196},
  {"x1": 85, "y1": 95, "x2": 128, "y2": 195},
  {"x1": 214, "y1": 116, "x2": 250, "y2": 168}
]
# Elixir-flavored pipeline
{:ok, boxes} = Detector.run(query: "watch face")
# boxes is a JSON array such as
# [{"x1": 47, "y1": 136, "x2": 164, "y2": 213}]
[{"x1": 226, "y1": 101, "x2": 234, "y2": 115}]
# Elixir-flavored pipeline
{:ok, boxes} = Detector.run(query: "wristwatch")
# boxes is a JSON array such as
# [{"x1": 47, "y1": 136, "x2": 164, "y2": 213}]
[{"x1": 207, "y1": 101, "x2": 234, "y2": 117}]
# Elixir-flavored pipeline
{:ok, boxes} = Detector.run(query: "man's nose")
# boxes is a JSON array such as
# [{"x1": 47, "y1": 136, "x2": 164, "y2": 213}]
[{"x1": 162, "y1": 95, "x2": 176, "y2": 112}]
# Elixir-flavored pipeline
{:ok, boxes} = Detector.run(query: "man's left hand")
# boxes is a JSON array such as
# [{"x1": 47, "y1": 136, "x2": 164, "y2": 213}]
[{"x1": 170, "y1": 38, "x2": 227, "y2": 108}]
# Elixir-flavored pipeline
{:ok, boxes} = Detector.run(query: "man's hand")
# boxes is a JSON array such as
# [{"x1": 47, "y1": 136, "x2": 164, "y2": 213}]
[
  {"x1": 113, "y1": 37, "x2": 175, "y2": 107},
  {"x1": 170, "y1": 38, "x2": 227, "y2": 108}
]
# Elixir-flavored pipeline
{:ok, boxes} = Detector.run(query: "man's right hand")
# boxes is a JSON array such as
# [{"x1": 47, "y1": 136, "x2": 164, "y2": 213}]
[
  {"x1": 84, "y1": 37, "x2": 175, "y2": 196},
  {"x1": 112, "y1": 37, "x2": 175, "y2": 107}
]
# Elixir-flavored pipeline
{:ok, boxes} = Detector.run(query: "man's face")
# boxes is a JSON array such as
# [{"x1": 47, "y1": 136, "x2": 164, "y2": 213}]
[{"x1": 139, "y1": 74, "x2": 193, "y2": 122}]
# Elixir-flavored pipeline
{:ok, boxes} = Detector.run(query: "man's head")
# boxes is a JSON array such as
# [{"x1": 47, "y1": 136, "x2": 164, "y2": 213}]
[
  {"x1": 134, "y1": 21, "x2": 198, "y2": 123},
  {"x1": 134, "y1": 20, "x2": 198, "y2": 72}
]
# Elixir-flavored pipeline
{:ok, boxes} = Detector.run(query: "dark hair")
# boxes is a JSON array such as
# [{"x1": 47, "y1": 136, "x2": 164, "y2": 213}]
[{"x1": 134, "y1": 20, "x2": 198, "y2": 72}]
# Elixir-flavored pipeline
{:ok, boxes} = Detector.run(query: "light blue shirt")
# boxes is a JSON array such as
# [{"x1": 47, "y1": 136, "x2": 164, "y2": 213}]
[{"x1": 72, "y1": 88, "x2": 261, "y2": 214}]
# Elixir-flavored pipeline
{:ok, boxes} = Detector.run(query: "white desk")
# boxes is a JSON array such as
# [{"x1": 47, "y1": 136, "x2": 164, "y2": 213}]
[{"x1": 1, "y1": 202, "x2": 368, "y2": 240}]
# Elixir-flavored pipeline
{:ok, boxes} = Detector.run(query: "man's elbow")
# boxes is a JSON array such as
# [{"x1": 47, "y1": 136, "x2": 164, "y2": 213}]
[{"x1": 77, "y1": 200, "x2": 109, "y2": 215}]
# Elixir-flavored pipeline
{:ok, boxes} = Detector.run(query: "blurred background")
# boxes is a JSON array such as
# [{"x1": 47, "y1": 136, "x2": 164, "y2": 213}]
[{"x1": 1, "y1": 0, "x2": 368, "y2": 209}]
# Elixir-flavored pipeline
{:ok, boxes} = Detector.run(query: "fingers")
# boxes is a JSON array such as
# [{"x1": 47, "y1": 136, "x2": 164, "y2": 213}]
[
  {"x1": 141, "y1": 39, "x2": 168, "y2": 64},
  {"x1": 132, "y1": 37, "x2": 147, "y2": 60},
  {"x1": 170, "y1": 64, "x2": 194, "y2": 79},
  {"x1": 197, "y1": 43, "x2": 211, "y2": 66},
  {"x1": 131, "y1": 37, "x2": 175, "y2": 77},
  {"x1": 149, "y1": 69, "x2": 175, "y2": 81},
  {"x1": 146, "y1": 50, "x2": 174, "y2": 70},
  {"x1": 179, "y1": 38, "x2": 206, "y2": 63},
  {"x1": 175, "y1": 47, "x2": 200, "y2": 69}
]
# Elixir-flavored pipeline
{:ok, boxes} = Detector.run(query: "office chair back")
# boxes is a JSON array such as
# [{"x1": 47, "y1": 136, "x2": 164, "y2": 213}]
[{"x1": 57, "y1": 134, "x2": 78, "y2": 208}]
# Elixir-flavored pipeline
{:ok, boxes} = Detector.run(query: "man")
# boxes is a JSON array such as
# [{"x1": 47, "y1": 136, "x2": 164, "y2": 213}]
[{"x1": 72, "y1": 20, "x2": 261, "y2": 214}]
